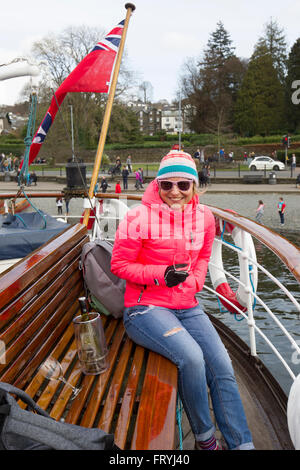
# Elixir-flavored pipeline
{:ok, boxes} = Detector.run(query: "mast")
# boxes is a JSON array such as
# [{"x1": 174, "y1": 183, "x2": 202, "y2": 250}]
[
  {"x1": 178, "y1": 93, "x2": 182, "y2": 151},
  {"x1": 82, "y1": 3, "x2": 136, "y2": 226}
]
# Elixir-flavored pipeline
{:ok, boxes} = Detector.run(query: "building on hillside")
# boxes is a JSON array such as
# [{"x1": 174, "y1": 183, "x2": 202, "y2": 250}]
[
  {"x1": 0, "y1": 110, "x2": 27, "y2": 134},
  {"x1": 0, "y1": 113, "x2": 12, "y2": 134},
  {"x1": 127, "y1": 99, "x2": 194, "y2": 136},
  {"x1": 128, "y1": 99, "x2": 162, "y2": 135},
  {"x1": 161, "y1": 106, "x2": 193, "y2": 135}
]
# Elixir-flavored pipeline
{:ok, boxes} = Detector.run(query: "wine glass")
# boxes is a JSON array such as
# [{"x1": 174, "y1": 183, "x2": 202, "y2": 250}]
[
  {"x1": 39, "y1": 357, "x2": 81, "y2": 400},
  {"x1": 173, "y1": 253, "x2": 191, "y2": 290},
  {"x1": 173, "y1": 253, "x2": 191, "y2": 274}
]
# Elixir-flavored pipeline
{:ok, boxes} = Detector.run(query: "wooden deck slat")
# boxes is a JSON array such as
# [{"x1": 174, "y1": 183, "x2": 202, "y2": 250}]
[
  {"x1": 0, "y1": 224, "x2": 87, "y2": 310},
  {"x1": 64, "y1": 318, "x2": 120, "y2": 426},
  {"x1": 97, "y1": 337, "x2": 133, "y2": 432},
  {"x1": 49, "y1": 360, "x2": 83, "y2": 421},
  {"x1": 38, "y1": 340, "x2": 79, "y2": 413},
  {"x1": 76, "y1": 323, "x2": 126, "y2": 427},
  {"x1": 0, "y1": 243, "x2": 85, "y2": 330},
  {"x1": 0, "y1": 263, "x2": 81, "y2": 345},
  {"x1": 18, "y1": 323, "x2": 75, "y2": 409},
  {"x1": 0, "y1": 280, "x2": 82, "y2": 382},
  {"x1": 13, "y1": 300, "x2": 81, "y2": 391},
  {"x1": 114, "y1": 345, "x2": 145, "y2": 449},
  {"x1": 131, "y1": 352, "x2": 177, "y2": 450}
]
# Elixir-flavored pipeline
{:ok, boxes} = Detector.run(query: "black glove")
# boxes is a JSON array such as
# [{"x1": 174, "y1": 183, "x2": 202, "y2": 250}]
[{"x1": 164, "y1": 265, "x2": 189, "y2": 287}]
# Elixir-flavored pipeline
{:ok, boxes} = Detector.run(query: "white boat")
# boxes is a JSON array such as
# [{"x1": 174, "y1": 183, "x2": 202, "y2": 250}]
[{"x1": 0, "y1": 4, "x2": 299, "y2": 450}]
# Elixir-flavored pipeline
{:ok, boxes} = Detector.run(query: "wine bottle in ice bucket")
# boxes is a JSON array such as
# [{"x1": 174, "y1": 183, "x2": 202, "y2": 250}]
[{"x1": 73, "y1": 297, "x2": 109, "y2": 375}]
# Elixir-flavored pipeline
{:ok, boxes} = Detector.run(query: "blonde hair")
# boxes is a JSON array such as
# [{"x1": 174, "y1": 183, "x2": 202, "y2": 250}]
[{"x1": 193, "y1": 182, "x2": 207, "y2": 197}]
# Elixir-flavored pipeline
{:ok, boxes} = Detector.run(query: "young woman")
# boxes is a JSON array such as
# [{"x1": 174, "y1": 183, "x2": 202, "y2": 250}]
[{"x1": 111, "y1": 151, "x2": 254, "y2": 450}]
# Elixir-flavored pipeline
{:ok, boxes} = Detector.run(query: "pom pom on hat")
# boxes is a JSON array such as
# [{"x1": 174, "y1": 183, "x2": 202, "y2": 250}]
[{"x1": 156, "y1": 150, "x2": 199, "y2": 185}]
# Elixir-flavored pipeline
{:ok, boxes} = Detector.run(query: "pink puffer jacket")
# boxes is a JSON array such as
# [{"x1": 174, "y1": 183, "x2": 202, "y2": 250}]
[{"x1": 111, "y1": 180, "x2": 216, "y2": 309}]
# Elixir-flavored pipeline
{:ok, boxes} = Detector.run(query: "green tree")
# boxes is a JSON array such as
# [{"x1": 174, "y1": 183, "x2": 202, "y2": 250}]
[
  {"x1": 180, "y1": 21, "x2": 246, "y2": 144},
  {"x1": 205, "y1": 20, "x2": 235, "y2": 67},
  {"x1": 257, "y1": 18, "x2": 287, "y2": 82},
  {"x1": 107, "y1": 104, "x2": 141, "y2": 143},
  {"x1": 234, "y1": 43, "x2": 285, "y2": 136},
  {"x1": 285, "y1": 38, "x2": 300, "y2": 132}
]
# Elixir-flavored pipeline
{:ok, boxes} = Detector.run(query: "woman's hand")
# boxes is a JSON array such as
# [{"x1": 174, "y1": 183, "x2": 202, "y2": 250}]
[{"x1": 164, "y1": 265, "x2": 189, "y2": 287}]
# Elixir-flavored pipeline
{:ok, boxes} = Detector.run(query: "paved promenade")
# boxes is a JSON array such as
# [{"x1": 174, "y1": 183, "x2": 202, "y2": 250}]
[
  {"x1": 1, "y1": 179, "x2": 300, "y2": 232},
  {"x1": 0, "y1": 178, "x2": 299, "y2": 194}
]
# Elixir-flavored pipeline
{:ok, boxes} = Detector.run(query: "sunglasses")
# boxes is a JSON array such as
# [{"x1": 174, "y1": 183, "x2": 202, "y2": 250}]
[{"x1": 159, "y1": 180, "x2": 193, "y2": 192}]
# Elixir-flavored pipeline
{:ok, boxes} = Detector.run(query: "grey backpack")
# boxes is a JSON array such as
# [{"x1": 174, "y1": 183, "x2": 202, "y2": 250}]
[
  {"x1": 80, "y1": 239, "x2": 125, "y2": 319},
  {"x1": 0, "y1": 382, "x2": 115, "y2": 450}
]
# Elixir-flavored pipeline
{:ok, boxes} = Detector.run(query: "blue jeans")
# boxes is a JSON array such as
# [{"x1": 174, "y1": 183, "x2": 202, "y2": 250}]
[{"x1": 124, "y1": 303, "x2": 254, "y2": 450}]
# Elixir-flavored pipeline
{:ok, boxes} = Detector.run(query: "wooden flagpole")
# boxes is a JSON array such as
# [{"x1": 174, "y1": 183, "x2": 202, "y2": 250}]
[{"x1": 82, "y1": 3, "x2": 136, "y2": 226}]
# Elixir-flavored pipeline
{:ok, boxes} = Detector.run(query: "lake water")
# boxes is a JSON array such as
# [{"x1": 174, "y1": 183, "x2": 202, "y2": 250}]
[{"x1": 199, "y1": 231, "x2": 300, "y2": 396}]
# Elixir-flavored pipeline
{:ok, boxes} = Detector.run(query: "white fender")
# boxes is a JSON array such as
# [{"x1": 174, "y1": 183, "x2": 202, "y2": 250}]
[
  {"x1": 102, "y1": 198, "x2": 129, "y2": 220},
  {"x1": 0, "y1": 59, "x2": 39, "y2": 81},
  {"x1": 209, "y1": 222, "x2": 258, "y2": 314},
  {"x1": 91, "y1": 198, "x2": 130, "y2": 241},
  {"x1": 287, "y1": 373, "x2": 300, "y2": 449}
]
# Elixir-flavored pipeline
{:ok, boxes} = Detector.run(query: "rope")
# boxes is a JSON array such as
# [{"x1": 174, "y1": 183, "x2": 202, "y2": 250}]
[
  {"x1": 15, "y1": 92, "x2": 47, "y2": 229},
  {"x1": 176, "y1": 393, "x2": 183, "y2": 450},
  {"x1": 51, "y1": 89, "x2": 102, "y2": 231},
  {"x1": 21, "y1": 186, "x2": 47, "y2": 229},
  {"x1": 18, "y1": 94, "x2": 37, "y2": 187}
]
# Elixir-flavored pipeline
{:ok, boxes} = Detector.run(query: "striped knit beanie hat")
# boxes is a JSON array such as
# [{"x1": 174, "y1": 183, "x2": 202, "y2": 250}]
[{"x1": 156, "y1": 151, "x2": 199, "y2": 185}]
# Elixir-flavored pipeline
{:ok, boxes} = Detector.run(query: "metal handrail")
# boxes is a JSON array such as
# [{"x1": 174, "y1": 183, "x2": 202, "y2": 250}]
[{"x1": 206, "y1": 238, "x2": 300, "y2": 380}]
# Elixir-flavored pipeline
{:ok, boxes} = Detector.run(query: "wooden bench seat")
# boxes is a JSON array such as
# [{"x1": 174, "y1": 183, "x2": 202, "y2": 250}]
[
  {"x1": 0, "y1": 223, "x2": 177, "y2": 450},
  {"x1": 243, "y1": 174, "x2": 263, "y2": 184}
]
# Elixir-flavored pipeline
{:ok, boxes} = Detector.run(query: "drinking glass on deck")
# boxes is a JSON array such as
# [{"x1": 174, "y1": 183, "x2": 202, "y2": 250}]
[{"x1": 39, "y1": 357, "x2": 81, "y2": 400}]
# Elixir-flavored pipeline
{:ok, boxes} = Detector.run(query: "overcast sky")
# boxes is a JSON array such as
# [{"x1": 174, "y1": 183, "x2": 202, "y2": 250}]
[{"x1": 0, "y1": 0, "x2": 299, "y2": 106}]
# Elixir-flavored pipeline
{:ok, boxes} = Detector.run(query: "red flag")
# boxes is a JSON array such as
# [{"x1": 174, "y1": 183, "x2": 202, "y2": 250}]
[{"x1": 25, "y1": 20, "x2": 124, "y2": 167}]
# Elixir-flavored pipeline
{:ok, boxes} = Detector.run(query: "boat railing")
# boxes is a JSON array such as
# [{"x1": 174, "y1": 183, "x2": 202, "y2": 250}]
[{"x1": 205, "y1": 237, "x2": 300, "y2": 380}]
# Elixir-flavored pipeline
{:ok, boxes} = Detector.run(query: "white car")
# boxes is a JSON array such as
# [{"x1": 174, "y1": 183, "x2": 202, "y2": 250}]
[{"x1": 249, "y1": 156, "x2": 285, "y2": 171}]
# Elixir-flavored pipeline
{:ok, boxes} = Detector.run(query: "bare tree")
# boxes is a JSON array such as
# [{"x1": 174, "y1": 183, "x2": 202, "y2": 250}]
[
  {"x1": 32, "y1": 25, "x2": 136, "y2": 95},
  {"x1": 138, "y1": 81, "x2": 153, "y2": 103}
]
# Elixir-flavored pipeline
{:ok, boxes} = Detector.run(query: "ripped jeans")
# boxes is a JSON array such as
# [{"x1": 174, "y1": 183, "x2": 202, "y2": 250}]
[{"x1": 123, "y1": 303, "x2": 254, "y2": 450}]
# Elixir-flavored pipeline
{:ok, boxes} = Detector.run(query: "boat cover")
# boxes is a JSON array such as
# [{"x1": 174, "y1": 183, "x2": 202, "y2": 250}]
[{"x1": 0, "y1": 211, "x2": 70, "y2": 260}]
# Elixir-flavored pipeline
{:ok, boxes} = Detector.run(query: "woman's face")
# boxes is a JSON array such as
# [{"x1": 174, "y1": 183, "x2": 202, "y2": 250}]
[{"x1": 158, "y1": 177, "x2": 194, "y2": 210}]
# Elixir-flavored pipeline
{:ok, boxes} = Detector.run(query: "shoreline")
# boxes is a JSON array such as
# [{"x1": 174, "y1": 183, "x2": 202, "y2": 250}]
[{"x1": 1, "y1": 179, "x2": 299, "y2": 234}]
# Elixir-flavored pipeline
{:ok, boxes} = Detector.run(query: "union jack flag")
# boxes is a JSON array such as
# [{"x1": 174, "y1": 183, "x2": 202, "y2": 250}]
[{"x1": 25, "y1": 19, "x2": 124, "y2": 167}]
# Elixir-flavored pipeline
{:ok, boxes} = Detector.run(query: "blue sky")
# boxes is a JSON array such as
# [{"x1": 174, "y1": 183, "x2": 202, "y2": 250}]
[{"x1": 0, "y1": 0, "x2": 299, "y2": 106}]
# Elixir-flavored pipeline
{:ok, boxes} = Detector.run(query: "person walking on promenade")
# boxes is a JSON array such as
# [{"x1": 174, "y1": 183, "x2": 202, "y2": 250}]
[
  {"x1": 198, "y1": 166, "x2": 207, "y2": 188},
  {"x1": 194, "y1": 148, "x2": 201, "y2": 161},
  {"x1": 100, "y1": 176, "x2": 109, "y2": 193},
  {"x1": 291, "y1": 154, "x2": 296, "y2": 173},
  {"x1": 111, "y1": 150, "x2": 254, "y2": 451},
  {"x1": 135, "y1": 169, "x2": 143, "y2": 190},
  {"x1": 56, "y1": 197, "x2": 63, "y2": 215},
  {"x1": 126, "y1": 155, "x2": 132, "y2": 173},
  {"x1": 255, "y1": 200, "x2": 264, "y2": 224},
  {"x1": 277, "y1": 197, "x2": 286, "y2": 226},
  {"x1": 122, "y1": 165, "x2": 129, "y2": 190}
]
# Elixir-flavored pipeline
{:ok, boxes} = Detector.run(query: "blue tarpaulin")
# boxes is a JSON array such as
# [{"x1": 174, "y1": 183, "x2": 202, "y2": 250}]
[{"x1": 0, "y1": 211, "x2": 70, "y2": 260}]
